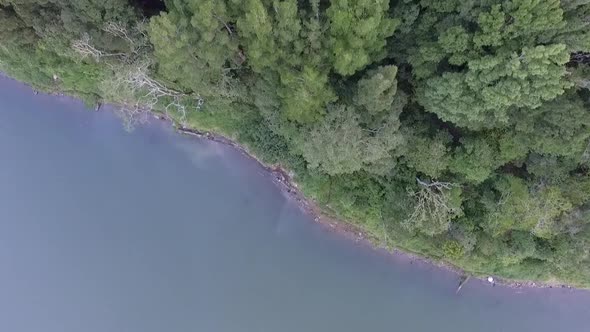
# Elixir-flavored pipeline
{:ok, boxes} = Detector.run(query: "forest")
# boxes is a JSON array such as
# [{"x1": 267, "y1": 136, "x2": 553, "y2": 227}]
[{"x1": 2, "y1": 0, "x2": 590, "y2": 286}]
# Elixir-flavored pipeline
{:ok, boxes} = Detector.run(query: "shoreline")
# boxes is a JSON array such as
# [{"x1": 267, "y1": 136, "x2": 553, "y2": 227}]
[
  {"x1": 172, "y1": 123, "x2": 577, "y2": 292},
  {"x1": 0, "y1": 73, "x2": 582, "y2": 292}
]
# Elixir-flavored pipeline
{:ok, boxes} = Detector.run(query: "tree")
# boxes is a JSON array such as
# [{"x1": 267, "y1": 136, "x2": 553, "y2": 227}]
[
  {"x1": 402, "y1": 130, "x2": 452, "y2": 179},
  {"x1": 398, "y1": 0, "x2": 574, "y2": 129},
  {"x1": 1, "y1": 0, "x2": 137, "y2": 52},
  {"x1": 418, "y1": 44, "x2": 571, "y2": 129},
  {"x1": 509, "y1": 92, "x2": 590, "y2": 158},
  {"x1": 327, "y1": 0, "x2": 398, "y2": 76},
  {"x1": 0, "y1": 6, "x2": 38, "y2": 49},
  {"x1": 301, "y1": 104, "x2": 403, "y2": 175},
  {"x1": 237, "y1": 0, "x2": 338, "y2": 124},
  {"x1": 100, "y1": 61, "x2": 201, "y2": 130},
  {"x1": 149, "y1": 0, "x2": 242, "y2": 104},
  {"x1": 354, "y1": 65, "x2": 400, "y2": 115},
  {"x1": 483, "y1": 175, "x2": 573, "y2": 237},
  {"x1": 237, "y1": 0, "x2": 277, "y2": 70},
  {"x1": 449, "y1": 135, "x2": 500, "y2": 184},
  {"x1": 403, "y1": 179, "x2": 463, "y2": 236},
  {"x1": 277, "y1": 67, "x2": 337, "y2": 123},
  {"x1": 554, "y1": 0, "x2": 590, "y2": 52}
]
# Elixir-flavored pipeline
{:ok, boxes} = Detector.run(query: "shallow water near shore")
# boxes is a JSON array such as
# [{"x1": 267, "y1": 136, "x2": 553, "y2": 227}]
[{"x1": 1, "y1": 76, "x2": 590, "y2": 332}]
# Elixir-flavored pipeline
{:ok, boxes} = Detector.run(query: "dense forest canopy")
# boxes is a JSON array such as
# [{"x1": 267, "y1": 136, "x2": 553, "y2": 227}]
[{"x1": 2, "y1": 0, "x2": 590, "y2": 285}]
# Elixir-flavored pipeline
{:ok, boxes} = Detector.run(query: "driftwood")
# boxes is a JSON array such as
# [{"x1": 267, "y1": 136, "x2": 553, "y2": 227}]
[{"x1": 456, "y1": 275, "x2": 471, "y2": 294}]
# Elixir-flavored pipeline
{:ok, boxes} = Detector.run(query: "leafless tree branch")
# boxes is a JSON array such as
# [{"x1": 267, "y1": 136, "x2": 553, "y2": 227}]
[
  {"x1": 108, "y1": 62, "x2": 203, "y2": 130},
  {"x1": 71, "y1": 34, "x2": 126, "y2": 61},
  {"x1": 402, "y1": 178, "x2": 459, "y2": 235}
]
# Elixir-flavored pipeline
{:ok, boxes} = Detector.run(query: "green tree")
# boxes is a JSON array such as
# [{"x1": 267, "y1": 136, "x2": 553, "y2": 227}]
[
  {"x1": 483, "y1": 175, "x2": 573, "y2": 237},
  {"x1": 277, "y1": 67, "x2": 337, "y2": 123},
  {"x1": 327, "y1": 0, "x2": 398, "y2": 76},
  {"x1": 510, "y1": 93, "x2": 590, "y2": 158},
  {"x1": 418, "y1": 44, "x2": 571, "y2": 129},
  {"x1": 399, "y1": 0, "x2": 574, "y2": 129},
  {"x1": 149, "y1": 0, "x2": 241, "y2": 103},
  {"x1": 449, "y1": 135, "x2": 500, "y2": 184},
  {"x1": 237, "y1": 0, "x2": 276, "y2": 70},
  {"x1": 354, "y1": 65, "x2": 400, "y2": 115},
  {"x1": 302, "y1": 104, "x2": 403, "y2": 175},
  {"x1": 0, "y1": 6, "x2": 38, "y2": 49}
]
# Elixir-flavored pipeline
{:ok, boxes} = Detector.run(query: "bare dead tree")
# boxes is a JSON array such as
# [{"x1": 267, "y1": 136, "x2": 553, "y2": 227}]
[
  {"x1": 71, "y1": 34, "x2": 113, "y2": 61},
  {"x1": 72, "y1": 21, "x2": 203, "y2": 130},
  {"x1": 403, "y1": 178, "x2": 460, "y2": 236},
  {"x1": 102, "y1": 22, "x2": 134, "y2": 45},
  {"x1": 103, "y1": 62, "x2": 203, "y2": 130},
  {"x1": 71, "y1": 35, "x2": 101, "y2": 60},
  {"x1": 72, "y1": 22, "x2": 148, "y2": 63}
]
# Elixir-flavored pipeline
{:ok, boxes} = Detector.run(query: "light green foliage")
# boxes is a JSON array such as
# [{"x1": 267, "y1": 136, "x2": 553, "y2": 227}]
[
  {"x1": 550, "y1": 229, "x2": 590, "y2": 284},
  {"x1": 354, "y1": 65, "x2": 399, "y2": 114},
  {"x1": 327, "y1": 0, "x2": 398, "y2": 76},
  {"x1": 237, "y1": 0, "x2": 276, "y2": 70},
  {"x1": 483, "y1": 175, "x2": 539, "y2": 236},
  {"x1": 5, "y1": 0, "x2": 590, "y2": 286},
  {"x1": 278, "y1": 67, "x2": 337, "y2": 123},
  {"x1": 236, "y1": 0, "x2": 338, "y2": 124},
  {"x1": 483, "y1": 176, "x2": 573, "y2": 238},
  {"x1": 272, "y1": 0, "x2": 303, "y2": 67},
  {"x1": 531, "y1": 186, "x2": 574, "y2": 238},
  {"x1": 149, "y1": 0, "x2": 241, "y2": 101},
  {"x1": 443, "y1": 240, "x2": 465, "y2": 259},
  {"x1": 302, "y1": 105, "x2": 403, "y2": 175}
]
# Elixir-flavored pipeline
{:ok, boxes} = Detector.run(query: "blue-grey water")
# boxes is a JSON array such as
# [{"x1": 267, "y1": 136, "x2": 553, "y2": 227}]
[{"x1": 1, "y1": 76, "x2": 590, "y2": 332}]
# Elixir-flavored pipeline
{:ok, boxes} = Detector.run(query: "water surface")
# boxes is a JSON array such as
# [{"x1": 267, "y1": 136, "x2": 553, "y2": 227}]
[{"x1": 1, "y1": 76, "x2": 590, "y2": 332}]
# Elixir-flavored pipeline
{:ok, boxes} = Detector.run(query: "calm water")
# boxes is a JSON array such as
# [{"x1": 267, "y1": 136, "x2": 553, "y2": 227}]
[{"x1": 1, "y1": 77, "x2": 590, "y2": 332}]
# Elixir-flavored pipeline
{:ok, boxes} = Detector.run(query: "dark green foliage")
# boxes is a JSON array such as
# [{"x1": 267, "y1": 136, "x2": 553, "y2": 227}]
[
  {"x1": 400, "y1": 0, "x2": 574, "y2": 129},
  {"x1": 4, "y1": 0, "x2": 590, "y2": 286}
]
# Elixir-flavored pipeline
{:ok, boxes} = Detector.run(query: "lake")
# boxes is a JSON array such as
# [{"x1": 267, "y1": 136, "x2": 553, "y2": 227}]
[{"x1": 1, "y1": 76, "x2": 590, "y2": 332}]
